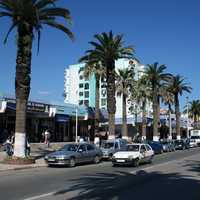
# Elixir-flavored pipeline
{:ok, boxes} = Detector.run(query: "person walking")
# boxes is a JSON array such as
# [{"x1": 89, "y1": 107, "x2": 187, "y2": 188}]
[{"x1": 44, "y1": 129, "x2": 51, "y2": 148}]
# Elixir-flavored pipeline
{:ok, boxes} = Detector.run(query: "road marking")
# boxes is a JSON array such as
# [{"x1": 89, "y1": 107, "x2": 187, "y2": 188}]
[{"x1": 23, "y1": 192, "x2": 56, "y2": 200}]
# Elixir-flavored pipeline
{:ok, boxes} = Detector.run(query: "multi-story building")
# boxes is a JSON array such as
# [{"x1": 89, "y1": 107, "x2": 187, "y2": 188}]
[{"x1": 64, "y1": 58, "x2": 152, "y2": 137}]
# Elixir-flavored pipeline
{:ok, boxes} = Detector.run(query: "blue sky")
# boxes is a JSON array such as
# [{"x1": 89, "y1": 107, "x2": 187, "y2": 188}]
[{"x1": 0, "y1": 0, "x2": 199, "y2": 109}]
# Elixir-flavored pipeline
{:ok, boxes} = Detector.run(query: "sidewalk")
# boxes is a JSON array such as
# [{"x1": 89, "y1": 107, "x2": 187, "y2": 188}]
[{"x1": 0, "y1": 142, "x2": 67, "y2": 172}]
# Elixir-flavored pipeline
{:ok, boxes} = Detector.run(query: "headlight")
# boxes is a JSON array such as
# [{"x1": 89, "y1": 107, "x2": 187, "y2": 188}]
[
  {"x1": 44, "y1": 155, "x2": 48, "y2": 159},
  {"x1": 112, "y1": 155, "x2": 116, "y2": 159}
]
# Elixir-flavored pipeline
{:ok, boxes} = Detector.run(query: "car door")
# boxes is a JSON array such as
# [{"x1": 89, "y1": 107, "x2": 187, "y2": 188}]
[
  {"x1": 86, "y1": 144, "x2": 96, "y2": 162},
  {"x1": 140, "y1": 145, "x2": 147, "y2": 163},
  {"x1": 77, "y1": 144, "x2": 88, "y2": 163},
  {"x1": 144, "y1": 144, "x2": 153, "y2": 161}
]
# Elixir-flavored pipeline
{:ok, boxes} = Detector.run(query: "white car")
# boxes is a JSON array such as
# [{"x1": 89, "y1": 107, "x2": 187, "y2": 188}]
[{"x1": 112, "y1": 143, "x2": 154, "y2": 167}]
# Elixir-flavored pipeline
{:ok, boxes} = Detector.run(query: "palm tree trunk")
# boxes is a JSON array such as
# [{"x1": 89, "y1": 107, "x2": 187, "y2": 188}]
[
  {"x1": 14, "y1": 24, "x2": 33, "y2": 158},
  {"x1": 107, "y1": 61, "x2": 116, "y2": 137},
  {"x1": 153, "y1": 89, "x2": 158, "y2": 141},
  {"x1": 95, "y1": 75, "x2": 100, "y2": 134},
  {"x1": 142, "y1": 101, "x2": 146, "y2": 139},
  {"x1": 175, "y1": 93, "x2": 181, "y2": 139},
  {"x1": 122, "y1": 95, "x2": 128, "y2": 138}
]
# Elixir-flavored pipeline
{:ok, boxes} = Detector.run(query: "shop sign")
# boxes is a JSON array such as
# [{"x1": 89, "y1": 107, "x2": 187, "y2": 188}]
[{"x1": 5, "y1": 98, "x2": 50, "y2": 113}]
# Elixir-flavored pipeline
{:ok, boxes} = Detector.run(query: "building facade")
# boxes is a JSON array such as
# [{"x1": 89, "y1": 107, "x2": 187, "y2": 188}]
[{"x1": 64, "y1": 58, "x2": 153, "y2": 138}]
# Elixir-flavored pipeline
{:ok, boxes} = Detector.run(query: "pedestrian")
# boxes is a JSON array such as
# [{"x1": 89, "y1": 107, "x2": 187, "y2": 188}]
[{"x1": 44, "y1": 129, "x2": 51, "y2": 147}]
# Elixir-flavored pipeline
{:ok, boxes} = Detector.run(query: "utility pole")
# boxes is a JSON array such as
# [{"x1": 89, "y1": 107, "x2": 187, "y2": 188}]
[
  {"x1": 186, "y1": 96, "x2": 189, "y2": 138},
  {"x1": 75, "y1": 107, "x2": 78, "y2": 143}
]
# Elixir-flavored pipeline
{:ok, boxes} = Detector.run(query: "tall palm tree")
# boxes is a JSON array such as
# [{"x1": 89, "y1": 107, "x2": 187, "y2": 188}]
[
  {"x1": 81, "y1": 31, "x2": 134, "y2": 137},
  {"x1": 0, "y1": 0, "x2": 74, "y2": 158},
  {"x1": 168, "y1": 75, "x2": 192, "y2": 139},
  {"x1": 161, "y1": 86, "x2": 174, "y2": 139},
  {"x1": 79, "y1": 59, "x2": 106, "y2": 135},
  {"x1": 144, "y1": 62, "x2": 171, "y2": 140},
  {"x1": 116, "y1": 68, "x2": 133, "y2": 138},
  {"x1": 129, "y1": 75, "x2": 151, "y2": 139},
  {"x1": 185, "y1": 100, "x2": 200, "y2": 128}
]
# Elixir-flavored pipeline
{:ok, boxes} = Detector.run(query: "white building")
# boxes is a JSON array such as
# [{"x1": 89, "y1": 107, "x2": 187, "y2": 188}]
[{"x1": 64, "y1": 58, "x2": 152, "y2": 127}]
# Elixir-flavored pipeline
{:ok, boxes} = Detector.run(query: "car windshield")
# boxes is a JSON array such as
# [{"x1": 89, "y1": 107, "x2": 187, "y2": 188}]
[
  {"x1": 60, "y1": 144, "x2": 78, "y2": 151},
  {"x1": 101, "y1": 142, "x2": 114, "y2": 149},
  {"x1": 126, "y1": 145, "x2": 140, "y2": 152},
  {"x1": 191, "y1": 136, "x2": 200, "y2": 139},
  {"x1": 175, "y1": 140, "x2": 182, "y2": 144}
]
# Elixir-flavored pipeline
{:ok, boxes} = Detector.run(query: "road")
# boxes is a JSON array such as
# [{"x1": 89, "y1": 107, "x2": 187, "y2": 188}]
[{"x1": 0, "y1": 147, "x2": 200, "y2": 200}]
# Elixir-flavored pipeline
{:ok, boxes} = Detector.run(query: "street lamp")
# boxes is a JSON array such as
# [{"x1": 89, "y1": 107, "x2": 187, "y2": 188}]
[{"x1": 186, "y1": 96, "x2": 189, "y2": 138}]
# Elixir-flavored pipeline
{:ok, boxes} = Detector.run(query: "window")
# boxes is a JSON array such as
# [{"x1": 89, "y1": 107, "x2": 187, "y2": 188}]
[
  {"x1": 145, "y1": 145, "x2": 151, "y2": 151},
  {"x1": 140, "y1": 145, "x2": 146, "y2": 153},
  {"x1": 79, "y1": 75, "x2": 83, "y2": 80},
  {"x1": 85, "y1": 91, "x2": 89, "y2": 98},
  {"x1": 101, "y1": 99, "x2": 106, "y2": 106},
  {"x1": 84, "y1": 100, "x2": 89, "y2": 106},
  {"x1": 79, "y1": 100, "x2": 83, "y2": 105},
  {"x1": 79, "y1": 92, "x2": 83, "y2": 96},
  {"x1": 79, "y1": 144, "x2": 87, "y2": 152},
  {"x1": 101, "y1": 89, "x2": 107, "y2": 97},
  {"x1": 79, "y1": 83, "x2": 83, "y2": 88},
  {"x1": 85, "y1": 83, "x2": 89, "y2": 90},
  {"x1": 87, "y1": 144, "x2": 95, "y2": 151}
]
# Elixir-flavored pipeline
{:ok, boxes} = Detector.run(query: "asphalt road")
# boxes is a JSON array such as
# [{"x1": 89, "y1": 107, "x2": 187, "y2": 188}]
[{"x1": 0, "y1": 147, "x2": 200, "y2": 200}]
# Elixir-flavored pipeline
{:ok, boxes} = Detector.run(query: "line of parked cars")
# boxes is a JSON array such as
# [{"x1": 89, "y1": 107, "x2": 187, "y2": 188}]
[{"x1": 44, "y1": 136, "x2": 198, "y2": 168}]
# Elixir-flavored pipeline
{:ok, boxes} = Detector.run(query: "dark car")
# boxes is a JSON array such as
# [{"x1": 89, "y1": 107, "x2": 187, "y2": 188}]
[
  {"x1": 146, "y1": 141, "x2": 163, "y2": 154},
  {"x1": 174, "y1": 139, "x2": 190, "y2": 150}
]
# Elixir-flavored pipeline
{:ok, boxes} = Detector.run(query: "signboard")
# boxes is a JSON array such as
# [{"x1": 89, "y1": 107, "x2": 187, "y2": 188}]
[{"x1": 5, "y1": 98, "x2": 50, "y2": 113}]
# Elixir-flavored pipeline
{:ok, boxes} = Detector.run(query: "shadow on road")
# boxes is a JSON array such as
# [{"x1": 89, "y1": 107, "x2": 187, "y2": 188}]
[{"x1": 53, "y1": 168, "x2": 200, "y2": 200}]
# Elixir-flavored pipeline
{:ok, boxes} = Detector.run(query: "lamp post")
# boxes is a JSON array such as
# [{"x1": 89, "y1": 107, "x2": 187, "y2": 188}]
[
  {"x1": 186, "y1": 96, "x2": 189, "y2": 138},
  {"x1": 75, "y1": 107, "x2": 78, "y2": 143}
]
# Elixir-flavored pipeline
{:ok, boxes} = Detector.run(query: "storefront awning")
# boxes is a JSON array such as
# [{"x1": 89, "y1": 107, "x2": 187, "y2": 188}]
[{"x1": 56, "y1": 114, "x2": 70, "y2": 122}]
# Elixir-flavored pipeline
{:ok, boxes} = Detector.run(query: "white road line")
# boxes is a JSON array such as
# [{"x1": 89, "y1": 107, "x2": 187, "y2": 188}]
[{"x1": 23, "y1": 192, "x2": 56, "y2": 200}]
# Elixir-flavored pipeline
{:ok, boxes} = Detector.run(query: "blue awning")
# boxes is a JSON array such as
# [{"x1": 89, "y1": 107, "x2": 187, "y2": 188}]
[{"x1": 56, "y1": 114, "x2": 70, "y2": 122}]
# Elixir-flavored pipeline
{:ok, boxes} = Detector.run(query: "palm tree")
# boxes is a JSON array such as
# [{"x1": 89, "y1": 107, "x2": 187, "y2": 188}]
[
  {"x1": 185, "y1": 100, "x2": 200, "y2": 128},
  {"x1": 79, "y1": 59, "x2": 106, "y2": 135},
  {"x1": 81, "y1": 31, "x2": 134, "y2": 137},
  {"x1": 0, "y1": 0, "x2": 74, "y2": 158},
  {"x1": 116, "y1": 68, "x2": 133, "y2": 138},
  {"x1": 167, "y1": 75, "x2": 192, "y2": 139},
  {"x1": 161, "y1": 87, "x2": 174, "y2": 139},
  {"x1": 144, "y1": 62, "x2": 171, "y2": 140}
]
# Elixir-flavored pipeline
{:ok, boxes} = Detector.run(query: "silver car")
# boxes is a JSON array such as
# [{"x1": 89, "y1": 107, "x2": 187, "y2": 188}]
[{"x1": 44, "y1": 143, "x2": 103, "y2": 167}]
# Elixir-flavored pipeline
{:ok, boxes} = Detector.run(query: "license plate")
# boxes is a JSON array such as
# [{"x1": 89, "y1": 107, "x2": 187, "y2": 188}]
[
  {"x1": 116, "y1": 159, "x2": 125, "y2": 162},
  {"x1": 48, "y1": 158, "x2": 55, "y2": 162}
]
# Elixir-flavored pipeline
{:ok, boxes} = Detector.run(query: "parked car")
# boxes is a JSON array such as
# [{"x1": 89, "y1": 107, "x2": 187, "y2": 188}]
[
  {"x1": 190, "y1": 130, "x2": 200, "y2": 147},
  {"x1": 146, "y1": 141, "x2": 163, "y2": 154},
  {"x1": 160, "y1": 141, "x2": 171, "y2": 152},
  {"x1": 112, "y1": 143, "x2": 154, "y2": 167},
  {"x1": 160, "y1": 140, "x2": 176, "y2": 152},
  {"x1": 174, "y1": 139, "x2": 190, "y2": 150},
  {"x1": 44, "y1": 143, "x2": 102, "y2": 167},
  {"x1": 100, "y1": 138, "x2": 128, "y2": 159}
]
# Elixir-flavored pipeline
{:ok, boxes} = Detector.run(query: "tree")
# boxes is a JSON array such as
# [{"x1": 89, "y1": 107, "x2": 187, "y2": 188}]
[
  {"x1": 144, "y1": 62, "x2": 171, "y2": 140},
  {"x1": 81, "y1": 31, "x2": 134, "y2": 136},
  {"x1": 184, "y1": 100, "x2": 200, "y2": 128},
  {"x1": 167, "y1": 75, "x2": 192, "y2": 138},
  {"x1": 129, "y1": 75, "x2": 151, "y2": 139},
  {"x1": 116, "y1": 68, "x2": 133, "y2": 138},
  {"x1": 0, "y1": 0, "x2": 74, "y2": 158},
  {"x1": 79, "y1": 58, "x2": 106, "y2": 135}
]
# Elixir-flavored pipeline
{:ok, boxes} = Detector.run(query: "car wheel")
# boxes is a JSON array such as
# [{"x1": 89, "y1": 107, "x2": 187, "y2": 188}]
[
  {"x1": 94, "y1": 155, "x2": 100, "y2": 164},
  {"x1": 133, "y1": 158, "x2": 140, "y2": 167},
  {"x1": 149, "y1": 156, "x2": 154, "y2": 163},
  {"x1": 69, "y1": 157, "x2": 76, "y2": 167}
]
